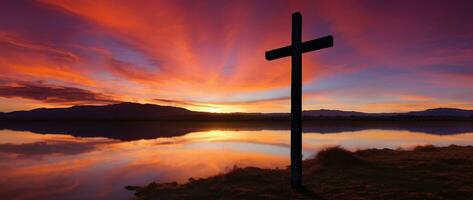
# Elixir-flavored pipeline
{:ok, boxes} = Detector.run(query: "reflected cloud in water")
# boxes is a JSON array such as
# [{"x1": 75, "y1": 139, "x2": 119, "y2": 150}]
[{"x1": 0, "y1": 130, "x2": 116, "y2": 158}]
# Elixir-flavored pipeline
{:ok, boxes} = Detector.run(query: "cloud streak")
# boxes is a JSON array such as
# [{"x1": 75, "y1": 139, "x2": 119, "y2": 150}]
[{"x1": 0, "y1": 80, "x2": 118, "y2": 105}]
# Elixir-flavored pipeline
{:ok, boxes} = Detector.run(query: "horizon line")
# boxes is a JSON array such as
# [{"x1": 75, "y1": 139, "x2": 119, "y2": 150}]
[{"x1": 1, "y1": 101, "x2": 471, "y2": 114}]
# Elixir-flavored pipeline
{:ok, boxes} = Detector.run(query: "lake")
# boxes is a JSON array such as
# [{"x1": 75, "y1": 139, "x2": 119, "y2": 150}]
[{"x1": 1, "y1": 121, "x2": 472, "y2": 200}]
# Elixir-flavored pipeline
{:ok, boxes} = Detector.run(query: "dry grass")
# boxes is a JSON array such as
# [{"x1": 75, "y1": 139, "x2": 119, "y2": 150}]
[{"x1": 127, "y1": 145, "x2": 473, "y2": 200}]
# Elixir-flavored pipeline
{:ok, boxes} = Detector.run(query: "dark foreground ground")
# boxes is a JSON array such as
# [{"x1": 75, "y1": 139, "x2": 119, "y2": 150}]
[{"x1": 127, "y1": 145, "x2": 473, "y2": 199}]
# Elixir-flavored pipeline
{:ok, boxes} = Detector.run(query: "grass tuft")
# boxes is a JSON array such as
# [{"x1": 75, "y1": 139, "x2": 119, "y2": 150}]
[{"x1": 314, "y1": 146, "x2": 366, "y2": 168}]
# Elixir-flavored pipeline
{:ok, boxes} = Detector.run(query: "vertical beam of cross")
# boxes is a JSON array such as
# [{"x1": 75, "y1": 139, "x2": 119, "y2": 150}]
[
  {"x1": 265, "y1": 12, "x2": 333, "y2": 187},
  {"x1": 291, "y1": 12, "x2": 303, "y2": 187}
]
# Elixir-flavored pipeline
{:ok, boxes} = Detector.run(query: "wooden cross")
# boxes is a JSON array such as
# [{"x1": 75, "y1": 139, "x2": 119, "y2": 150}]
[{"x1": 265, "y1": 12, "x2": 333, "y2": 187}]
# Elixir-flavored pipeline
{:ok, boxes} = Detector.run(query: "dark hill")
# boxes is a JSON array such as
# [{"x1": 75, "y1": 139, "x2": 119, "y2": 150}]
[
  {"x1": 303, "y1": 109, "x2": 372, "y2": 117},
  {"x1": 406, "y1": 108, "x2": 473, "y2": 117},
  {"x1": 0, "y1": 102, "x2": 199, "y2": 120}
]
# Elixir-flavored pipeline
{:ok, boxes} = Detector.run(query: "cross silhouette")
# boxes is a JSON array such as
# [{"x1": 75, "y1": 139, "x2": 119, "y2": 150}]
[{"x1": 265, "y1": 12, "x2": 333, "y2": 187}]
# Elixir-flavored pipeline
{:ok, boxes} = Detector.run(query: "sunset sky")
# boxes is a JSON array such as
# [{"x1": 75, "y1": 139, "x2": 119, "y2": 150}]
[{"x1": 0, "y1": 0, "x2": 472, "y2": 113}]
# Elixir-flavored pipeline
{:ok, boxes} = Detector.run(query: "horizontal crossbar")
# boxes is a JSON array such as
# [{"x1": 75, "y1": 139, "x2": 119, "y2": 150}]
[{"x1": 265, "y1": 35, "x2": 333, "y2": 60}]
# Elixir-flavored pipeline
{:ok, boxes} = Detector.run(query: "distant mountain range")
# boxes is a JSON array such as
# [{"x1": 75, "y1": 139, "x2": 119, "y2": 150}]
[{"x1": 0, "y1": 102, "x2": 472, "y2": 121}]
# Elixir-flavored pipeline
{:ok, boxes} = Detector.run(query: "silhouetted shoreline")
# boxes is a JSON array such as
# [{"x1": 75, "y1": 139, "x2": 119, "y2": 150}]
[
  {"x1": 0, "y1": 102, "x2": 472, "y2": 121},
  {"x1": 1, "y1": 121, "x2": 473, "y2": 141},
  {"x1": 127, "y1": 145, "x2": 473, "y2": 199}
]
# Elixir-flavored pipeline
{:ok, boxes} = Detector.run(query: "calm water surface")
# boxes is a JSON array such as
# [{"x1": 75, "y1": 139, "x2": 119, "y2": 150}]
[{"x1": 1, "y1": 122, "x2": 472, "y2": 200}]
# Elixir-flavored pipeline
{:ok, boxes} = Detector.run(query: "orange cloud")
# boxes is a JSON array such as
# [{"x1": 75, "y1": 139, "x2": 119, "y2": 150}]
[
  {"x1": 0, "y1": 33, "x2": 97, "y2": 86},
  {"x1": 41, "y1": 0, "x2": 327, "y2": 95}
]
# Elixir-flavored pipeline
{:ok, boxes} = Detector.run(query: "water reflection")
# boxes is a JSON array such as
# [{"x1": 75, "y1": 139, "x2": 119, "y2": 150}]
[
  {"x1": 1, "y1": 121, "x2": 473, "y2": 140},
  {"x1": 0, "y1": 123, "x2": 472, "y2": 200}
]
